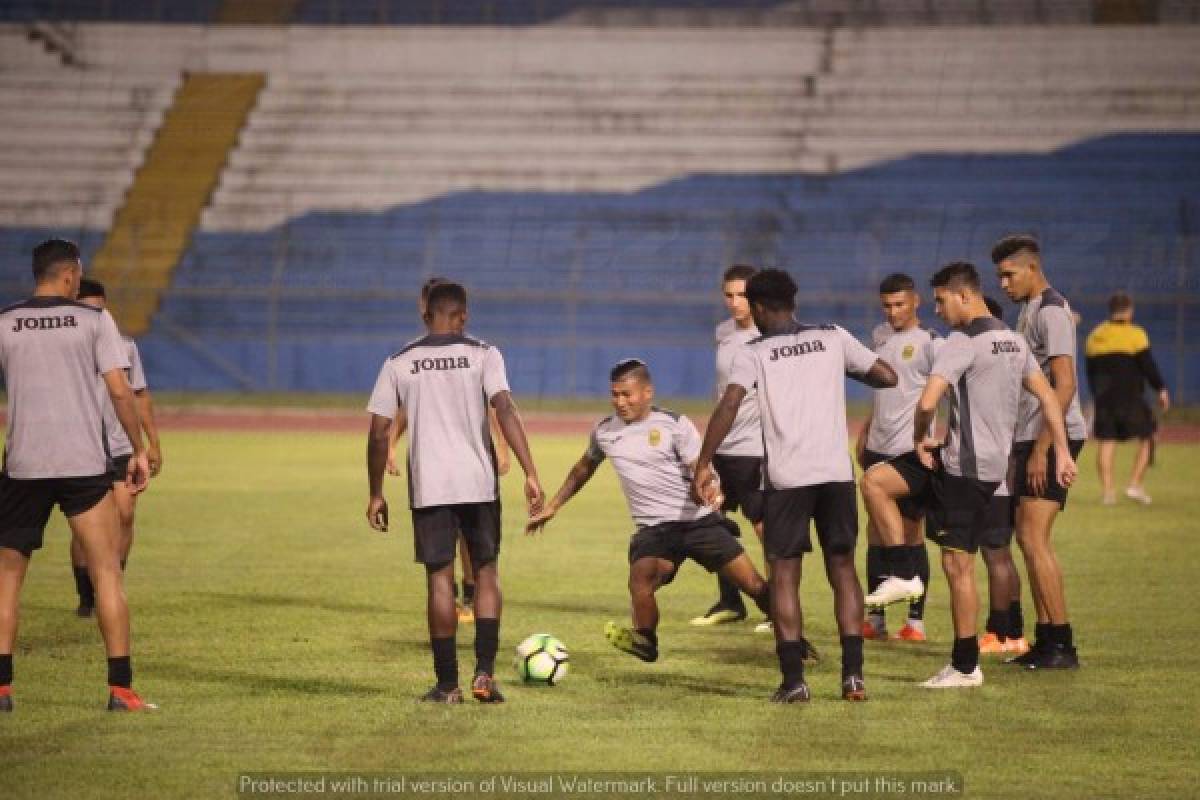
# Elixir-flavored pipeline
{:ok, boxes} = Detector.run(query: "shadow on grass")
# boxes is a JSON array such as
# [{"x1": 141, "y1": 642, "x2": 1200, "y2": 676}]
[
  {"x1": 510, "y1": 596, "x2": 616, "y2": 616},
  {"x1": 607, "y1": 667, "x2": 765, "y2": 697},
  {"x1": 185, "y1": 591, "x2": 385, "y2": 615},
  {"x1": 147, "y1": 661, "x2": 386, "y2": 697}
]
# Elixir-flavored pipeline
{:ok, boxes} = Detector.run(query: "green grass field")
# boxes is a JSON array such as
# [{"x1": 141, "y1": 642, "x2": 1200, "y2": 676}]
[{"x1": 1, "y1": 431, "x2": 1196, "y2": 799}]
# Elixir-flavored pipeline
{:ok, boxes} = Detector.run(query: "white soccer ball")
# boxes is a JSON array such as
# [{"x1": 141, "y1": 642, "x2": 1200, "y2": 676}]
[{"x1": 514, "y1": 633, "x2": 570, "y2": 686}]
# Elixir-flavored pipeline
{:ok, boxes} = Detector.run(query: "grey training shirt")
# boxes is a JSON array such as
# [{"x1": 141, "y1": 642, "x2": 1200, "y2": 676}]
[
  {"x1": 367, "y1": 333, "x2": 510, "y2": 509},
  {"x1": 586, "y1": 408, "x2": 713, "y2": 528},
  {"x1": 0, "y1": 297, "x2": 128, "y2": 479},
  {"x1": 1015, "y1": 287, "x2": 1088, "y2": 443},
  {"x1": 728, "y1": 323, "x2": 879, "y2": 489},
  {"x1": 100, "y1": 336, "x2": 147, "y2": 458},
  {"x1": 930, "y1": 316, "x2": 1040, "y2": 483},
  {"x1": 866, "y1": 323, "x2": 939, "y2": 457},
  {"x1": 714, "y1": 318, "x2": 763, "y2": 458}
]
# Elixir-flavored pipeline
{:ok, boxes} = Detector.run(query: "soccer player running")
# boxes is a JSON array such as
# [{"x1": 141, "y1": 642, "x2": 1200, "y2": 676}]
[
  {"x1": 365, "y1": 282, "x2": 543, "y2": 704},
  {"x1": 526, "y1": 359, "x2": 778, "y2": 666},
  {"x1": 1085, "y1": 291, "x2": 1170, "y2": 505},
  {"x1": 856, "y1": 273, "x2": 937, "y2": 643},
  {"x1": 0, "y1": 239, "x2": 153, "y2": 712},
  {"x1": 69, "y1": 278, "x2": 164, "y2": 618},
  {"x1": 693, "y1": 269, "x2": 898, "y2": 703},
  {"x1": 692, "y1": 264, "x2": 770, "y2": 631},
  {"x1": 993, "y1": 235, "x2": 1088, "y2": 669},
  {"x1": 861, "y1": 262, "x2": 1075, "y2": 688},
  {"x1": 385, "y1": 276, "x2": 511, "y2": 623}
]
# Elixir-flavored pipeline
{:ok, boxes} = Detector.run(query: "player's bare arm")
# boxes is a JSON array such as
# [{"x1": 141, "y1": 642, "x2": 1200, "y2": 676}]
[
  {"x1": 134, "y1": 388, "x2": 163, "y2": 477},
  {"x1": 1022, "y1": 370, "x2": 1078, "y2": 491},
  {"x1": 913, "y1": 375, "x2": 950, "y2": 469},
  {"x1": 856, "y1": 407, "x2": 873, "y2": 469},
  {"x1": 490, "y1": 390, "x2": 544, "y2": 514},
  {"x1": 692, "y1": 383, "x2": 746, "y2": 505},
  {"x1": 366, "y1": 413, "x2": 392, "y2": 531},
  {"x1": 386, "y1": 410, "x2": 408, "y2": 476},
  {"x1": 102, "y1": 368, "x2": 149, "y2": 494},
  {"x1": 489, "y1": 406, "x2": 512, "y2": 476},
  {"x1": 525, "y1": 452, "x2": 601, "y2": 534},
  {"x1": 1028, "y1": 354, "x2": 1078, "y2": 494},
  {"x1": 857, "y1": 358, "x2": 898, "y2": 390}
]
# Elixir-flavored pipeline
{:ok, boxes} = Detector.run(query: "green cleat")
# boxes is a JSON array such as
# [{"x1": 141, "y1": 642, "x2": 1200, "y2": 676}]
[{"x1": 604, "y1": 621, "x2": 658, "y2": 663}]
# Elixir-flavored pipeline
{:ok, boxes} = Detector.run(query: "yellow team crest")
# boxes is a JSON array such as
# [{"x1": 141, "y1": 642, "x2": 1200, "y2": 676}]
[
  {"x1": 648, "y1": 429, "x2": 662, "y2": 446},
  {"x1": 902, "y1": 344, "x2": 915, "y2": 360}
]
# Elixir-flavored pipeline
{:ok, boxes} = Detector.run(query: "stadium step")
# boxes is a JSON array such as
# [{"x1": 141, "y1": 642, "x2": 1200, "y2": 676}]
[
  {"x1": 90, "y1": 72, "x2": 265, "y2": 335},
  {"x1": 215, "y1": 0, "x2": 300, "y2": 25}
]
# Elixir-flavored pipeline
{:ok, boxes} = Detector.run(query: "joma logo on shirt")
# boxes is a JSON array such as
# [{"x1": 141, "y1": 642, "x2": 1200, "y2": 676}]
[
  {"x1": 11, "y1": 315, "x2": 78, "y2": 332},
  {"x1": 410, "y1": 356, "x2": 471, "y2": 374},
  {"x1": 769, "y1": 340, "x2": 826, "y2": 361},
  {"x1": 991, "y1": 341, "x2": 1021, "y2": 355}
]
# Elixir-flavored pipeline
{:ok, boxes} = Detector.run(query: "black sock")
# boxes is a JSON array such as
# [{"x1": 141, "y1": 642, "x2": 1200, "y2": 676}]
[
  {"x1": 776, "y1": 640, "x2": 806, "y2": 686},
  {"x1": 120, "y1": 559, "x2": 127, "y2": 572},
  {"x1": 840, "y1": 635, "x2": 864, "y2": 679},
  {"x1": 1009, "y1": 601, "x2": 1024, "y2": 640},
  {"x1": 1034, "y1": 622, "x2": 1051, "y2": 647},
  {"x1": 431, "y1": 635, "x2": 458, "y2": 690},
  {"x1": 881, "y1": 545, "x2": 915, "y2": 581},
  {"x1": 0, "y1": 653, "x2": 12, "y2": 686},
  {"x1": 717, "y1": 574, "x2": 745, "y2": 610},
  {"x1": 866, "y1": 545, "x2": 884, "y2": 593},
  {"x1": 462, "y1": 582, "x2": 475, "y2": 605},
  {"x1": 909, "y1": 544, "x2": 929, "y2": 619},
  {"x1": 986, "y1": 608, "x2": 1010, "y2": 640},
  {"x1": 635, "y1": 627, "x2": 658, "y2": 647},
  {"x1": 1050, "y1": 623, "x2": 1073, "y2": 648},
  {"x1": 73, "y1": 566, "x2": 94, "y2": 607},
  {"x1": 951, "y1": 636, "x2": 979, "y2": 675},
  {"x1": 107, "y1": 656, "x2": 132, "y2": 689},
  {"x1": 474, "y1": 618, "x2": 499, "y2": 676}
]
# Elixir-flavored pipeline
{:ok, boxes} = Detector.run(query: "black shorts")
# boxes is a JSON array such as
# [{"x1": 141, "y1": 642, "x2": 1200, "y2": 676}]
[
  {"x1": 861, "y1": 449, "x2": 923, "y2": 521},
  {"x1": 712, "y1": 454, "x2": 764, "y2": 524},
  {"x1": 411, "y1": 501, "x2": 501, "y2": 568},
  {"x1": 108, "y1": 453, "x2": 132, "y2": 484},
  {"x1": 628, "y1": 513, "x2": 744, "y2": 576},
  {"x1": 977, "y1": 494, "x2": 1016, "y2": 550},
  {"x1": 1011, "y1": 439, "x2": 1087, "y2": 508},
  {"x1": 0, "y1": 473, "x2": 112, "y2": 557},
  {"x1": 889, "y1": 452, "x2": 998, "y2": 554},
  {"x1": 1093, "y1": 401, "x2": 1155, "y2": 441},
  {"x1": 763, "y1": 481, "x2": 858, "y2": 560}
]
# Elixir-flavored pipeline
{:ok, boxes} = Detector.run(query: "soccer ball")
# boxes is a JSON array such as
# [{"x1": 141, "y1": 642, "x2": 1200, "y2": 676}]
[{"x1": 514, "y1": 633, "x2": 569, "y2": 685}]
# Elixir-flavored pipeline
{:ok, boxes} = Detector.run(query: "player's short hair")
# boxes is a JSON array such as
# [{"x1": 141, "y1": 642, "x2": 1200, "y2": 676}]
[
  {"x1": 991, "y1": 234, "x2": 1040, "y2": 264},
  {"x1": 984, "y1": 295, "x2": 1004, "y2": 319},
  {"x1": 32, "y1": 238, "x2": 81, "y2": 282},
  {"x1": 610, "y1": 358, "x2": 651, "y2": 385},
  {"x1": 77, "y1": 278, "x2": 106, "y2": 300},
  {"x1": 425, "y1": 282, "x2": 467, "y2": 315},
  {"x1": 745, "y1": 268, "x2": 797, "y2": 312},
  {"x1": 930, "y1": 262, "x2": 982, "y2": 293},
  {"x1": 420, "y1": 276, "x2": 448, "y2": 302},
  {"x1": 879, "y1": 273, "x2": 915, "y2": 294},
  {"x1": 1108, "y1": 291, "x2": 1134, "y2": 315},
  {"x1": 722, "y1": 264, "x2": 757, "y2": 284}
]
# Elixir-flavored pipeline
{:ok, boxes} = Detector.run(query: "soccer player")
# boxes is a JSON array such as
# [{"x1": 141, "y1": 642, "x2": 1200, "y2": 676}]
[
  {"x1": 385, "y1": 276, "x2": 511, "y2": 623},
  {"x1": 694, "y1": 269, "x2": 898, "y2": 703},
  {"x1": 993, "y1": 235, "x2": 1088, "y2": 669},
  {"x1": 0, "y1": 239, "x2": 153, "y2": 712},
  {"x1": 977, "y1": 296, "x2": 1028, "y2": 657},
  {"x1": 1085, "y1": 291, "x2": 1170, "y2": 505},
  {"x1": 861, "y1": 262, "x2": 1076, "y2": 688},
  {"x1": 69, "y1": 278, "x2": 163, "y2": 618},
  {"x1": 856, "y1": 273, "x2": 937, "y2": 643},
  {"x1": 365, "y1": 281, "x2": 543, "y2": 704},
  {"x1": 526, "y1": 359, "x2": 778, "y2": 666},
  {"x1": 692, "y1": 264, "x2": 769, "y2": 630}
]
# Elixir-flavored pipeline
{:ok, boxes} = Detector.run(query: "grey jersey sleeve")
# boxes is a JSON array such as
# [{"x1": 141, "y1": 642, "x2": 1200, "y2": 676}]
[
  {"x1": 728, "y1": 345, "x2": 757, "y2": 391},
  {"x1": 95, "y1": 310, "x2": 128, "y2": 375},
  {"x1": 837, "y1": 326, "x2": 879, "y2": 377},
  {"x1": 1023, "y1": 350, "x2": 1042, "y2": 380},
  {"x1": 1038, "y1": 305, "x2": 1077, "y2": 361},
  {"x1": 585, "y1": 423, "x2": 607, "y2": 464},
  {"x1": 481, "y1": 346, "x2": 511, "y2": 400},
  {"x1": 366, "y1": 361, "x2": 400, "y2": 419},
  {"x1": 127, "y1": 341, "x2": 148, "y2": 392},
  {"x1": 930, "y1": 334, "x2": 974, "y2": 384},
  {"x1": 673, "y1": 416, "x2": 703, "y2": 465}
]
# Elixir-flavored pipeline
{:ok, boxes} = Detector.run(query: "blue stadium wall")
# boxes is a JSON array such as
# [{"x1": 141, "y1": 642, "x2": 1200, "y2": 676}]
[{"x1": 2, "y1": 134, "x2": 1198, "y2": 400}]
